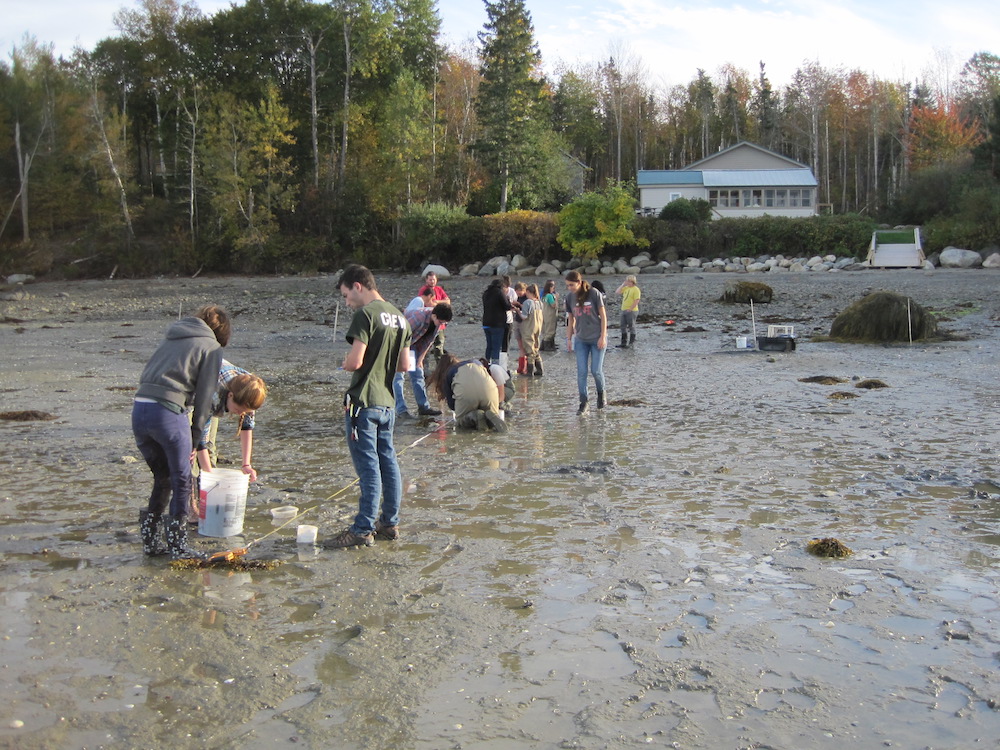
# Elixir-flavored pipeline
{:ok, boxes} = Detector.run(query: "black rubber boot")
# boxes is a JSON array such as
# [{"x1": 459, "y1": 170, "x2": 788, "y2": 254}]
[
  {"x1": 534, "y1": 359, "x2": 543, "y2": 376},
  {"x1": 597, "y1": 391, "x2": 606, "y2": 409},
  {"x1": 577, "y1": 398, "x2": 589, "y2": 415},
  {"x1": 616, "y1": 336, "x2": 628, "y2": 348},
  {"x1": 165, "y1": 515, "x2": 207, "y2": 561},
  {"x1": 629, "y1": 333, "x2": 635, "y2": 347},
  {"x1": 139, "y1": 510, "x2": 168, "y2": 556}
]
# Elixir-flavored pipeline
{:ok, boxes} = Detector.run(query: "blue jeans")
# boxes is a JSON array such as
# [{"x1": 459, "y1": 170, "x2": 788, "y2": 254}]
[
  {"x1": 345, "y1": 406, "x2": 401, "y2": 535},
  {"x1": 483, "y1": 326, "x2": 505, "y2": 363},
  {"x1": 132, "y1": 401, "x2": 192, "y2": 517},
  {"x1": 574, "y1": 339, "x2": 606, "y2": 400},
  {"x1": 393, "y1": 368, "x2": 429, "y2": 414}
]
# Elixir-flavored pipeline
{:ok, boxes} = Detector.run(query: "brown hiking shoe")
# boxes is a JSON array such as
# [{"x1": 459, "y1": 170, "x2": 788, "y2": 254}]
[
  {"x1": 374, "y1": 521, "x2": 400, "y2": 540},
  {"x1": 323, "y1": 528, "x2": 375, "y2": 549}
]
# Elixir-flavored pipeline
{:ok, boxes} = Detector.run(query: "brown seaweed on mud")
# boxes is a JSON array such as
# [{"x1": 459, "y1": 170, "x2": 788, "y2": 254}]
[
  {"x1": 608, "y1": 398, "x2": 644, "y2": 407},
  {"x1": 828, "y1": 391, "x2": 859, "y2": 400},
  {"x1": 855, "y1": 378, "x2": 889, "y2": 389},
  {"x1": 828, "y1": 291, "x2": 937, "y2": 342},
  {"x1": 807, "y1": 537, "x2": 853, "y2": 558},
  {"x1": 169, "y1": 557, "x2": 283, "y2": 571},
  {"x1": 0, "y1": 410, "x2": 58, "y2": 421},
  {"x1": 800, "y1": 375, "x2": 848, "y2": 385}
]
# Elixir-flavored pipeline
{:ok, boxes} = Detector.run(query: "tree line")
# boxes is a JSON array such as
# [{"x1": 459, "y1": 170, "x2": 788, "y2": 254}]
[{"x1": 2, "y1": 0, "x2": 998, "y2": 277}]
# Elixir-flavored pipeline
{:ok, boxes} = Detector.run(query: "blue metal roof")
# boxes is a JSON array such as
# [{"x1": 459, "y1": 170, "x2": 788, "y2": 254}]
[
  {"x1": 704, "y1": 169, "x2": 817, "y2": 187},
  {"x1": 638, "y1": 169, "x2": 817, "y2": 188},
  {"x1": 637, "y1": 171, "x2": 702, "y2": 186}
]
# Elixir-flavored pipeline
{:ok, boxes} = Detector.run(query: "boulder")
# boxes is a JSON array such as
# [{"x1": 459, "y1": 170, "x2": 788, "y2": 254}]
[
  {"x1": 510, "y1": 254, "x2": 530, "y2": 270},
  {"x1": 939, "y1": 246, "x2": 983, "y2": 268},
  {"x1": 535, "y1": 262, "x2": 560, "y2": 275},
  {"x1": 982, "y1": 252, "x2": 1000, "y2": 269},
  {"x1": 420, "y1": 264, "x2": 450, "y2": 279},
  {"x1": 459, "y1": 263, "x2": 481, "y2": 276}
]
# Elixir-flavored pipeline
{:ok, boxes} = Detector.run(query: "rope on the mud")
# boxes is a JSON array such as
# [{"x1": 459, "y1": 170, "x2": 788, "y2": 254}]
[{"x1": 225, "y1": 416, "x2": 456, "y2": 551}]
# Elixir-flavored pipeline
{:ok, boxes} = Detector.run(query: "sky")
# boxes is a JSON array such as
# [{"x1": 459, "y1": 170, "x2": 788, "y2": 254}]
[{"x1": 4, "y1": 0, "x2": 998, "y2": 90}]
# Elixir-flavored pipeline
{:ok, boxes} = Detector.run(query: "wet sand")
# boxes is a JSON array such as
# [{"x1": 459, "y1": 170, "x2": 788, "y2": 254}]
[{"x1": 1, "y1": 269, "x2": 999, "y2": 749}]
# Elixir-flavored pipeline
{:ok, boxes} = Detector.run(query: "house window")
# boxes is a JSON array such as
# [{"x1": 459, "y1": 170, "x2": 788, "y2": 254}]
[
  {"x1": 775, "y1": 189, "x2": 787, "y2": 207},
  {"x1": 789, "y1": 189, "x2": 800, "y2": 208},
  {"x1": 669, "y1": 192, "x2": 681, "y2": 202},
  {"x1": 743, "y1": 189, "x2": 762, "y2": 208},
  {"x1": 801, "y1": 190, "x2": 812, "y2": 207},
  {"x1": 764, "y1": 189, "x2": 775, "y2": 207}
]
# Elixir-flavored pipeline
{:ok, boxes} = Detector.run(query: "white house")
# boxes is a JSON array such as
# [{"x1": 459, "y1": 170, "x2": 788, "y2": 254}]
[{"x1": 637, "y1": 142, "x2": 818, "y2": 219}]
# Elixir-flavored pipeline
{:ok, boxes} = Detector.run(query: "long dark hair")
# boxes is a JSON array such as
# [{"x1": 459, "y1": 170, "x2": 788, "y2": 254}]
[
  {"x1": 565, "y1": 270, "x2": 591, "y2": 304},
  {"x1": 428, "y1": 353, "x2": 460, "y2": 401}
]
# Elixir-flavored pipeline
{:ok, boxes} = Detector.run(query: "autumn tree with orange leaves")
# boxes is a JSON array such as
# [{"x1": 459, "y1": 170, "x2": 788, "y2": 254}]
[{"x1": 907, "y1": 101, "x2": 982, "y2": 171}]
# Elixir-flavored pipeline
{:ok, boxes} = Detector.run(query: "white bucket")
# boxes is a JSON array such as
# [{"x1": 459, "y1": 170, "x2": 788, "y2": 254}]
[
  {"x1": 736, "y1": 336, "x2": 749, "y2": 349},
  {"x1": 296, "y1": 525, "x2": 318, "y2": 544},
  {"x1": 198, "y1": 468, "x2": 249, "y2": 537}
]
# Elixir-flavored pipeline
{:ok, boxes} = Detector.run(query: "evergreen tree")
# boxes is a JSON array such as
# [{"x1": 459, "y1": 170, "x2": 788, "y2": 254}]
[{"x1": 475, "y1": 0, "x2": 544, "y2": 212}]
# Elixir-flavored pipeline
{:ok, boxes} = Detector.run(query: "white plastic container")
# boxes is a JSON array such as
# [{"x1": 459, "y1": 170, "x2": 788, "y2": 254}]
[
  {"x1": 296, "y1": 525, "x2": 318, "y2": 544},
  {"x1": 198, "y1": 468, "x2": 249, "y2": 537},
  {"x1": 736, "y1": 336, "x2": 749, "y2": 349},
  {"x1": 270, "y1": 505, "x2": 299, "y2": 525}
]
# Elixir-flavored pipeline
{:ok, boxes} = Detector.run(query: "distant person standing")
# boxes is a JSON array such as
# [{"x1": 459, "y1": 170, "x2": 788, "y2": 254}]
[
  {"x1": 393, "y1": 302, "x2": 453, "y2": 419},
  {"x1": 327, "y1": 265, "x2": 411, "y2": 548},
  {"x1": 565, "y1": 271, "x2": 607, "y2": 414},
  {"x1": 540, "y1": 279, "x2": 559, "y2": 351},
  {"x1": 417, "y1": 270, "x2": 450, "y2": 363},
  {"x1": 502, "y1": 275, "x2": 519, "y2": 366},
  {"x1": 518, "y1": 284, "x2": 544, "y2": 376},
  {"x1": 615, "y1": 275, "x2": 641, "y2": 348},
  {"x1": 482, "y1": 278, "x2": 511, "y2": 364}
]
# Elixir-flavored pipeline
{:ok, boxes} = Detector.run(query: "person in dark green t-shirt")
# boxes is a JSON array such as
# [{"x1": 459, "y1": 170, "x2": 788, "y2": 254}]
[{"x1": 326, "y1": 265, "x2": 412, "y2": 549}]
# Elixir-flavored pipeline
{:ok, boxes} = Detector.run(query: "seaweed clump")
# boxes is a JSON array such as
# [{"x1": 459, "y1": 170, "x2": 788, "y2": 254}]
[
  {"x1": 608, "y1": 398, "x2": 644, "y2": 407},
  {"x1": 829, "y1": 291, "x2": 937, "y2": 342},
  {"x1": 721, "y1": 280, "x2": 773, "y2": 304},
  {"x1": 799, "y1": 375, "x2": 847, "y2": 385},
  {"x1": 855, "y1": 378, "x2": 889, "y2": 389},
  {"x1": 170, "y1": 557, "x2": 283, "y2": 571},
  {"x1": 807, "y1": 537, "x2": 853, "y2": 558},
  {"x1": 0, "y1": 410, "x2": 58, "y2": 421}
]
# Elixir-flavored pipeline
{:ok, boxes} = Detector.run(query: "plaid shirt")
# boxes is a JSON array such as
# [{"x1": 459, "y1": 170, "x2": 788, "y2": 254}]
[{"x1": 198, "y1": 359, "x2": 255, "y2": 449}]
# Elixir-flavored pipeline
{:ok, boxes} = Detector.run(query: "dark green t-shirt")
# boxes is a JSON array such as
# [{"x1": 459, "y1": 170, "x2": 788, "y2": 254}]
[{"x1": 344, "y1": 300, "x2": 411, "y2": 408}]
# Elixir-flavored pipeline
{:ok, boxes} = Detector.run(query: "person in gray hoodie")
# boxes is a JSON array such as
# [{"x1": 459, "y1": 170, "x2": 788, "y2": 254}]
[{"x1": 132, "y1": 305, "x2": 230, "y2": 560}]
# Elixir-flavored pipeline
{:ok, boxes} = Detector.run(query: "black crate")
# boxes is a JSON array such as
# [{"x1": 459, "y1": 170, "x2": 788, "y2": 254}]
[{"x1": 756, "y1": 336, "x2": 796, "y2": 352}]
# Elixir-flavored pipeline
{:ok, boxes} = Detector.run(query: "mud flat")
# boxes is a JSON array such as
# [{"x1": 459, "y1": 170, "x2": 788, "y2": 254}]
[{"x1": 1, "y1": 268, "x2": 999, "y2": 749}]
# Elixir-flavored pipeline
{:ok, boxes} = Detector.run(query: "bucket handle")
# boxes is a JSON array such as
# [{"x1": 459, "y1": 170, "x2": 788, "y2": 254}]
[{"x1": 200, "y1": 477, "x2": 222, "y2": 494}]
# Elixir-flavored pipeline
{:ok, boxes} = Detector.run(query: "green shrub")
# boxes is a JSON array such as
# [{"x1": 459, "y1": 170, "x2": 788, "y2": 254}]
[
  {"x1": 659, "y1": 197, "x2": 711, "y2": 222},
  {"x1": 398, "y1": 202, "x2": 472, "y2": 268},
  {"x1": 483, "y1": 210, "x2": 559, "y2": 262},
  {"x1": 923, "y1": 184, "x2": 1000, "y2": 252}
]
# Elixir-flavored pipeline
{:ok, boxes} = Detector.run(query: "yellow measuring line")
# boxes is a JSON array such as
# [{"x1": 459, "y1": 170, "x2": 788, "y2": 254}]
[{"x1": 227, "y1": 416, "x2": 455, "y2": 550}]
